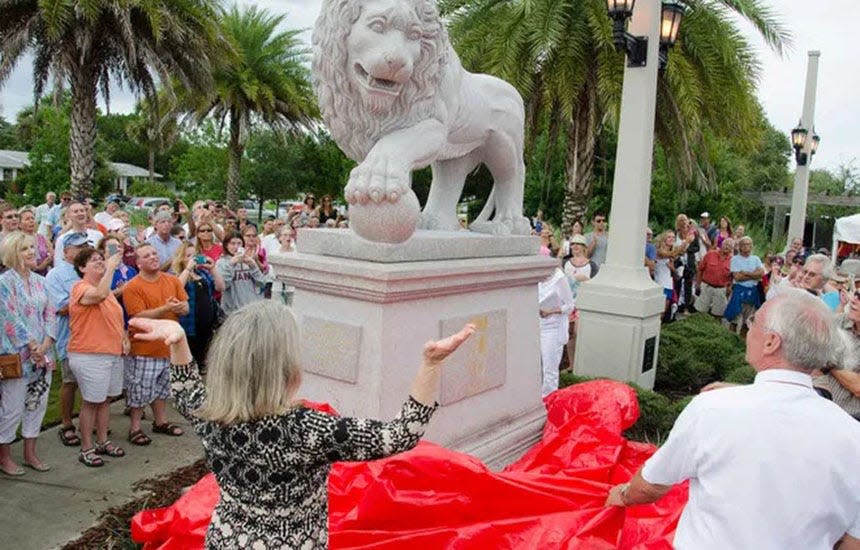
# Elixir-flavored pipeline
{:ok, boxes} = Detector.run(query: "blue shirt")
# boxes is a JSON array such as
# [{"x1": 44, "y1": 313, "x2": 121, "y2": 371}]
[
  {"x1": 146, "y1": 234, "x2": 182, "y2": 269},
  {"x1": 645, "y1": 243, "x2": 657, "y2": 262},
  {"x1": 821, "y1": 291, "x2": 841, "y2": 312},
  {"x1": 45, "y1": 260, "x2": 80, "y2": 360},
  {"x1": 730, "y1": 254, "x2": 763, "y2": 288}
]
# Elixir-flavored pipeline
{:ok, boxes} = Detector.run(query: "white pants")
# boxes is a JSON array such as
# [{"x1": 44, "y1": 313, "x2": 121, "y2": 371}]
[
  {"x1": 540, "y1": 320, "x2": 565, "y2": 398},
  {"x1": 0, "y1": 370, "x2": 52, "y2": 443}
]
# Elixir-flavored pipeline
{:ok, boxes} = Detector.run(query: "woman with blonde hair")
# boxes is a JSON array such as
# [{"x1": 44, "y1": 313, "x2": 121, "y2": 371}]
[
  {"x1": 171, "y1": 242, "x2": 224, "y2": 370},
  {"x1": 130, "y1": 302, "x2": 474, "y2": 549},
  {"x1": 0, "y1": 231, "x2": 57, "y2": 475}
]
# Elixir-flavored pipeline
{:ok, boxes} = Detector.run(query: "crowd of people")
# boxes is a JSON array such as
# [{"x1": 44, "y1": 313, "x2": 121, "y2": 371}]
[
  {"x1": 536, "y1": 211, "x2": 860, "y2": 420},
  {"x1": 0, "y1": 191, "x2": 342, "y2": 474}
]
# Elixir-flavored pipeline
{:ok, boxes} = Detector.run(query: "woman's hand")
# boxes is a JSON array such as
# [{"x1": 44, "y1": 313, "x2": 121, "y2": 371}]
[
  {"x1": 129, "y1": 318, "x2": 186, "y2": 346},
  {"x1": 423, "y1": 324, "x2": 476, "y2": 365}
]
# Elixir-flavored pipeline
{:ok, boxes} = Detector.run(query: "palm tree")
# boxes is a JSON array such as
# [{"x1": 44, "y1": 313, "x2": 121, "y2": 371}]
[
  {"x1": 0, "y1": 0, "x2": 223, "y2": 199},
  {"x1": 127, "y1": 90, "x2": 181, "y2": 183},
  {"x1": 442, "y1": 0, "x2": 790, "y2": 232},
  {"x1": 185, "y1": 5, "x2": 318, "y2": 210}
]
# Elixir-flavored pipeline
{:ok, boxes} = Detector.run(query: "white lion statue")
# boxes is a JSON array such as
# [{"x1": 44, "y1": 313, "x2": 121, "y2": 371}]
[{"x1": 312, "y1": 0, "x2": 531, "y2": 241}]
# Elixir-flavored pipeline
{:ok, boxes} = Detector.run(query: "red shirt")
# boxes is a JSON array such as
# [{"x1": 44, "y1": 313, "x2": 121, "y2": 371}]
[{"x1": 698, "y1": 250, "x2": 732, "y2": 287}]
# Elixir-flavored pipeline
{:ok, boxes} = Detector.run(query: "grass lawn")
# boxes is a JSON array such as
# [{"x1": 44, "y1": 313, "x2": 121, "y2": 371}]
[{"x1": 43, "y1": 365, "x2": 81, "y2": 429}]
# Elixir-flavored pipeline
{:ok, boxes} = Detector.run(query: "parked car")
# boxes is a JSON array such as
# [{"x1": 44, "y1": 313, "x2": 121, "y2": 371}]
[
  {"x1": 127, "y1": 197, "x2": 172, "y2": 212},
  {"x1": 104, "y1": 193, "x2": 131, "y2": 206}
]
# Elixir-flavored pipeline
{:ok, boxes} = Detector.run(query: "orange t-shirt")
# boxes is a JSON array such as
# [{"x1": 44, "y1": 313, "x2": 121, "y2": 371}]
[
  {"x1": 124, "y1": 272, "x2": 188, "y2": 358},
  {"x1": 68, "y1": 280, "x2": 125, "y2": 355}
]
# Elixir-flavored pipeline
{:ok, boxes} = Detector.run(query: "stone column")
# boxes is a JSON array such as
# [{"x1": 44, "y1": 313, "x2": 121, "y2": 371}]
[
  {"x1": 787, "y1": 51, "x2": 821, "y2": 244},
  {"x1": 573, "y1": 0, "x2": 664, "y2": 389},
  {"x1": 270, "y1": 230, "x2": 556, "y2": 469}
]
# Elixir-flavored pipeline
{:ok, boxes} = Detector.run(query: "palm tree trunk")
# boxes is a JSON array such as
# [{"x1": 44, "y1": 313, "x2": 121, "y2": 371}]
[
  {"x1": 562, "y1": 71, "x2": 599, "y2": 235},
  {"x1": 148, "y1": 148, "x2": 156, "y2": 183},
  {"x1": 226, "y1": 112, "x2": 244, "y2": 211},
  {"x1": 69, "y1": 68, "x2": 98, "y2": 199}
]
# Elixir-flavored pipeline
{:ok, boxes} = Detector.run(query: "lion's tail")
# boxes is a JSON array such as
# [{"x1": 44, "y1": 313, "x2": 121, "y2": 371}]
[{"x1": 475, "y1": 187, "x2": 495, "y2": 223}]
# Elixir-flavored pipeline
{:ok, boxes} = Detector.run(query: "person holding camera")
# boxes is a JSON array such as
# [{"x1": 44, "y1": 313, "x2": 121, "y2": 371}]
[
  {"x1": 129, "y1": 301, "x2": 474, "y2": 549},
  {"x1": 68, "y1": 247, "x2": 128, "y2": 466},
  {"x1": 215, "y1": 232, "x2": 266, "y2": 314},
  {"x1": 172, "y1": 242, "x2": 225, "y2": 371}
]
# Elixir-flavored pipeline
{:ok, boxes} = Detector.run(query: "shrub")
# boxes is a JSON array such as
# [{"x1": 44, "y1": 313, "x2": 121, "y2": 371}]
[{"x1": 655, "y1": 313, "x2": 749, "y2": 395}]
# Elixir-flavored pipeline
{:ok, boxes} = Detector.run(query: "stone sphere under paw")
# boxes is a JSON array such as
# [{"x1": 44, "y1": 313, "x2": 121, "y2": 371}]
[{"x1": 349, "y1": 190, "x2": 421, "y2": 244}]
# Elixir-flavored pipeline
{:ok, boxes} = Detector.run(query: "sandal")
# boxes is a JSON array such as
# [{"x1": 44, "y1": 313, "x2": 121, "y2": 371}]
[
  {"x1": 127, "y1": 430, "x2": 152, "y2": 446},
  {"x1": 152, "y1": 422, "x2": 184, "y2": 437},
  {"x1": 58, "y1": 425, "x2": 81, "y2": 447},
  {"x1": 78, "y1": 448, "x2": 104, "y2": 468},
  {"x1": 95, "y1": 440, "x2": 125, "y2": 458},
  {"x1": 23, "y1": 461, "x2": 51, "y2": 472}
]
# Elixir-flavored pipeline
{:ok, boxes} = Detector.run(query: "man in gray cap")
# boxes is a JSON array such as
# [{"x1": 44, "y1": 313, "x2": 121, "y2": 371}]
[{"x1": 46, "y1": 232, "x2": 91, "y2": 446}]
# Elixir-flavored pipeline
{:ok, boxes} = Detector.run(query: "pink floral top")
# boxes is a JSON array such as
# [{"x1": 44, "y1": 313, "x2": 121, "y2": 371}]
[{"x1": 0, "y1": 269, "x2": 57, "y2": 374}]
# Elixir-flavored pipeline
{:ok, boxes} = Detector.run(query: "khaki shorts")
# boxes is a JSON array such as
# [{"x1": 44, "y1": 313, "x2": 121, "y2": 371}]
[{"x1": 697, "y1": 282, "x2": 728, "y2": 316}]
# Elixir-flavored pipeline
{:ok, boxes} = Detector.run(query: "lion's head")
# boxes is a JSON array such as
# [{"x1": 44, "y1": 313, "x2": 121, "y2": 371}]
[{"x1": 312, "y1": 0, "x2": 449, "y2": 161}]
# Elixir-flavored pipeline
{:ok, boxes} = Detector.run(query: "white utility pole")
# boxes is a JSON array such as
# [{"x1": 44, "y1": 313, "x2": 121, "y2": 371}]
[{"x1": 787, "y1": 51, "x2": 821, "y2": 244}]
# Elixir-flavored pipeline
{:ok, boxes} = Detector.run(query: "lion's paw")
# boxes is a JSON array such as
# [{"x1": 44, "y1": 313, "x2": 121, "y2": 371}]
[
  {"x1": 419, "y1": 212, "x2": 461, "y2": 231},
  {"x1": 346, "y1": 155, "x2": 411, "y2": 205}
]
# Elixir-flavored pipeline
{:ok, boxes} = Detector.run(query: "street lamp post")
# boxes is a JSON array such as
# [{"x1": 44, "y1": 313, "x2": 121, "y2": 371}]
[
  {"x1": 787, "y1": 51, "x2": 821, "y2": 246},
  {"x1": 574, "y1": 0, "x2": 681, "y2": 389}
]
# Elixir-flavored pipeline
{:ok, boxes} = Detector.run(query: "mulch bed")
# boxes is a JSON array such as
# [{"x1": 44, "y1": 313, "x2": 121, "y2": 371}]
[{"x1": 62, "y1": 459, "x2": 210, "y2": 549}]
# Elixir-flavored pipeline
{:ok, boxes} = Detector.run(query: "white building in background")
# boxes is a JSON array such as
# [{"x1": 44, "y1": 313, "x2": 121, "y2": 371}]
[{"x1": 0, "y1": 149, "x2": 170, "y2": 195}]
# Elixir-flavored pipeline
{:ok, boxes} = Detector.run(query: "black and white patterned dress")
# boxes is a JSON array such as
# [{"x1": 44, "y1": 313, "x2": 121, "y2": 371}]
[{"x1": 169, "y1": 362, "x2": 437, "y2": 549}]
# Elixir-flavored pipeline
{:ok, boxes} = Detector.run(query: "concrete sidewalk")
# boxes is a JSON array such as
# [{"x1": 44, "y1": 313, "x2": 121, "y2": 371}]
[{"x1": 0, "y1": 400, "x2": 203, "y2": 550}]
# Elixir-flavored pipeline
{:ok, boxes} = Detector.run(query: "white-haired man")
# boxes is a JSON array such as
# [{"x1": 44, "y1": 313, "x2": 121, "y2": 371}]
[
  {"x1": 146, "y1": 211, "x2": 181, "y2": 272},
  {"x1": 35, "y1": 191, "x2": 59, "y2": 238},
  {"x1": 797, "y1": 253, "x2": 844, "y2": 312},
  {"x1": 606, "y1": 290, "x2": 860, "y2": 549}
]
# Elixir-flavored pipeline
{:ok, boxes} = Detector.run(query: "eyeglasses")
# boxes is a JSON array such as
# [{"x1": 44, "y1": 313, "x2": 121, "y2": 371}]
[
  {"x1": 197, "y1": 228, "x2": 213, "y2": 233},
  {"x1": 745, "y1": 315, "x2": 756, "y2": 329},
  {"x1": 801, "y1": 269, "x2": 822, "y2": 278}
]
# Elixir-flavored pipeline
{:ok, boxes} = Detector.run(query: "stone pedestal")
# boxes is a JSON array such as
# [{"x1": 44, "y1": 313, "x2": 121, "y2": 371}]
[
  {"x1": 573, "y1": 265, "x2": 664, "y2": 389},
  {"x1": 269, "y1": 230, "x2": 555, "y2": 469}
]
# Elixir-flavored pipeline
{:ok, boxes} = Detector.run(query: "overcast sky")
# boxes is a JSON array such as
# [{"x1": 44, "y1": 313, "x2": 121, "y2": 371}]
[{"x1": 1, "y1": 0, "x2": 856, "y2": 172}]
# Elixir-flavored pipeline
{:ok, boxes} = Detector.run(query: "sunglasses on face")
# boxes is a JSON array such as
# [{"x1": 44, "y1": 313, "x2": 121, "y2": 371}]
[{"x1": 198, "y1": 228, "x2": 213, "y2": 233}]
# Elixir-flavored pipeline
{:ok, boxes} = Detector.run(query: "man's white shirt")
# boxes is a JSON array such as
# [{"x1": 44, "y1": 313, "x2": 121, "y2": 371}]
[{"x1": 642, "y1": 369, "x2": 860, "y2": 549}]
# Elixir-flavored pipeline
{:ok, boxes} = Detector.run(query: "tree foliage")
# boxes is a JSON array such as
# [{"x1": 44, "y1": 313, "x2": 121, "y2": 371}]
[
  {"x1": 0, "y1": 0, "x2": 223, "y2": 197},
  {"x1": 181, "y1": 4, "x2": 318, "y2": 209},
  {"x1": 442, "y1": 0, "x2": 791, "y2": 231}
]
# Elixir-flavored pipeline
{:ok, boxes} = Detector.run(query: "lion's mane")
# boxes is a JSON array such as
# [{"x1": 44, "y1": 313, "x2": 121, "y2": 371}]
[{"x1": 312, "y1": 0, "x2": 450, "y2": 161}]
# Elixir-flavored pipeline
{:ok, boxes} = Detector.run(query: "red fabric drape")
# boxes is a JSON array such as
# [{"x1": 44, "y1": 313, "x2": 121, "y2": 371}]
[{"x1": 132, "y1": 382, "x2": 688, "y2": 549}]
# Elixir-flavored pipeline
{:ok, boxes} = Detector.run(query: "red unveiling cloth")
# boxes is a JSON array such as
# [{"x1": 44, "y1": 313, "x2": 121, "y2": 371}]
[{"x1": 131, "y1": 382, "x2": 688, "y2": 549}]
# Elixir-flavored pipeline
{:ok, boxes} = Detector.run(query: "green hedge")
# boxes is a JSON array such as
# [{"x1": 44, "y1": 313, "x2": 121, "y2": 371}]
[{"x1": 655, "y1": 313, "x2": 753, "y2": 396}]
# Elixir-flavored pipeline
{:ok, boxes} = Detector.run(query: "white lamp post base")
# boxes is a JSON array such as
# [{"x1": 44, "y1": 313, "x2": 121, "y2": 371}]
[{"x1": 573, "y1": 264, "x2": 664, "y2": 389}]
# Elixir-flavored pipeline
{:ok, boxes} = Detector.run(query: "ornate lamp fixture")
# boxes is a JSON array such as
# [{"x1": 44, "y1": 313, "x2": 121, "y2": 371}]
[
  {"x1": 658, "y1": 1, "x2": 685, "y2": 70},
  {"x1": 607, "y1": 0, "x2": 648, "y2": 67},
  {"x1": 791, "y1": 122, "x2": 820, "y2": 166}
]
